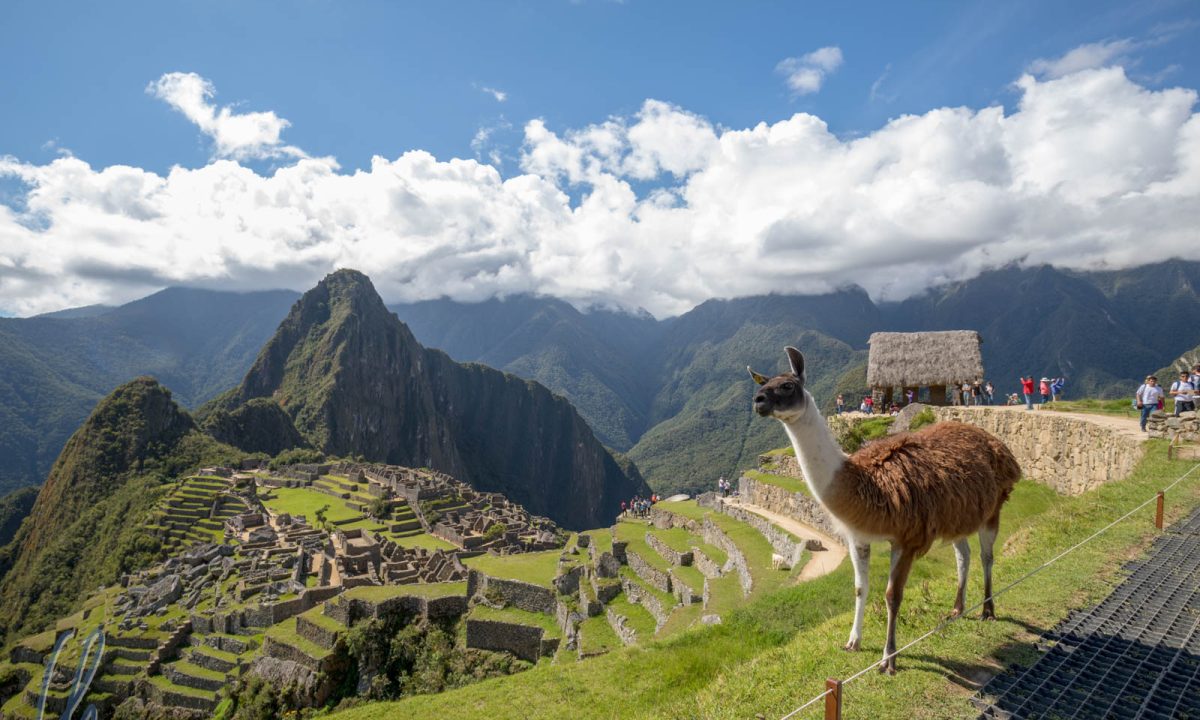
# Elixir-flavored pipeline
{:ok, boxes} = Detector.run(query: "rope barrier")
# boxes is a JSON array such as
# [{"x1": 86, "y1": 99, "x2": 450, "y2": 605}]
[{"x1": 776, "y1": 458, "x2": 1200, "y2": 719}]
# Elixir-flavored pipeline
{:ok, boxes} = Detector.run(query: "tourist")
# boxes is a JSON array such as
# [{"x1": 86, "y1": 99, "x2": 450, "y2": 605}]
[
  {"x1": 1135, "y1": 376, "x2": 1164, "y2": 431},
  {"x1": 1039, "y1": 378, "x2": 1051, "y2": 407},
  {"x1": 1191, "y1": 364, "x2": 1200, "y2": 390},
  {"x1": 985, "y1": 381, "x2": 995, "y2": 405},
  {"x1": 961, "y1": 382, "x2": 971, "y2": 406},
  {"x1": 1170, "y1": 371, "x2": 1195, "y2": 415},
  {"x1": 1020, "y1": 376, "x2": 1035, "y2": 410},
  {"x1": 905, "y1": 388, "x2": 915, "y2": 405},
  {"x1": 971, "y1": 381, "x2": 983, "y2": 406},
  {"x1": 835, "y1": 394, "x2": 845, "y2": 415},
  {"x1": 864, "y1": 395, "x2": 874, "y2": 414}
]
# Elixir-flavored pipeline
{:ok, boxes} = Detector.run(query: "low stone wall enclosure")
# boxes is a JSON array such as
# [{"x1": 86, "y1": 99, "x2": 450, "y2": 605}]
[{"x1": 929, "y1": 407, "x2": 1144, "y2": 495}]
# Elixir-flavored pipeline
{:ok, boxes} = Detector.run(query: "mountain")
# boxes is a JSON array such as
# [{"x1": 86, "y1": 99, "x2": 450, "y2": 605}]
[
  {"x1": 389, "y1": 295, "x2": 659, "y2": 451},
  {"x1": 0, "y1": 486, "x2": 36, "y2": 549},
  {"x1": 0, "y1": 287, "x2": 298, "y2": 496},
  {"x1": 0, "y1": 377, "x2": 241, "y2": 645},
  {"x1": 210, "y1": 270, "x2": 648, "y2": 529}
]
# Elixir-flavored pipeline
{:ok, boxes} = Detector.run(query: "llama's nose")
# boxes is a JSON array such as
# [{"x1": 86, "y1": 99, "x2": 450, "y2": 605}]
[{"x1": 754, "y1": 394, "x2": 770, "y2": 415}]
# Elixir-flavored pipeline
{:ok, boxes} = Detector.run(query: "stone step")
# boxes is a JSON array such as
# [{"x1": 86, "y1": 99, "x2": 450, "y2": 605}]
[{"x1": 161, "y1": 661, "x2": 226, "y2": 693}]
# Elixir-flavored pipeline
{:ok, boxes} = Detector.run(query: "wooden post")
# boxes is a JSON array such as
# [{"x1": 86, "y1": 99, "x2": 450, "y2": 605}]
[
  {"x1": 1155, "y1": 491, "x2": 1164, "y2": 530},
  {"x1": 824, "y1": 678, "x2": 842, "y2": 720}
]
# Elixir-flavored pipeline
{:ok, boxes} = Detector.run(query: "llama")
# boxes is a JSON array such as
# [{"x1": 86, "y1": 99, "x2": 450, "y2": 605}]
[{"x1": 748, "y1": 347, "x2": 1020, "y2": 674}]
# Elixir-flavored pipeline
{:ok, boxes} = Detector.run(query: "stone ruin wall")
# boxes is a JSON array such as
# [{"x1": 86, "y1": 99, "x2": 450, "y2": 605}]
[{"x1": 929, "y1": 407, "x2": 1144, "y2": 495}]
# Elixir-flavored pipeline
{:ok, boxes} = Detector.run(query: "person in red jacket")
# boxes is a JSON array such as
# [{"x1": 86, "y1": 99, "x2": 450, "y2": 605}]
[{"x1": 1020, "y1": 376, "x2": 1035, "y2": 410}]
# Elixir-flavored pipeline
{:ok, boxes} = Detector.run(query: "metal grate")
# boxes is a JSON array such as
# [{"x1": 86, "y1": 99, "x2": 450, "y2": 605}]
[{"x1": 974, "y1": 507, "x2": 1200, "y2": 720}]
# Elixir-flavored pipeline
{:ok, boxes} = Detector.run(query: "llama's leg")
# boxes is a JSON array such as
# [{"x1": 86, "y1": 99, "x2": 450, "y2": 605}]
[
  {"x1": 880, "y1": 544, "x2": 916, "y2": 674},
  {"x1": 951, "y1": 538, "x2": 971, "y2": 617},
  {"x1": 979, "y1": 518, "x2": 999, "y2": 620},
  {"x1": 845, "y1": 541, "x2": 871, "y2": 651}
]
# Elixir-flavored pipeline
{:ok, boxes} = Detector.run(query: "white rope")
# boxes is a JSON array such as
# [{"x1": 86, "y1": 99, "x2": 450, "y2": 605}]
[{"x1": 777, "y1": 458, "x2": 1200, "y2": 718}]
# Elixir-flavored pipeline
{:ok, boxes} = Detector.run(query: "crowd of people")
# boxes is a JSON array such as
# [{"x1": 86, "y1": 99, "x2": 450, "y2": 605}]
[
  {"x1": 1017, "y1": 376, "x2": 1067, "y2": 409},
  {"x1": 620, "y1": 494, "x2": 659, "y2": 518},
  {"x1": 1134, "y1": 363, "x2": 1200, "y2": 431}
]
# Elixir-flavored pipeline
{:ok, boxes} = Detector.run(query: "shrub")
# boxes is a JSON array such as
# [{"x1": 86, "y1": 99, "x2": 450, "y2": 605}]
[{"x1": 908, "y1": 408, "x2": 937, "y2": 431}]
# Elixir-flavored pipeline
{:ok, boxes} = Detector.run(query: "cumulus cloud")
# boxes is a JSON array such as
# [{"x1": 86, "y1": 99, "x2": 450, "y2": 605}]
[
  {"x1": 2, "y1": 65, "x2": 1200, "y2": 317},
  {"x1": 776, "y1": 46, "x2": 843, "y2": 95},
  {"x1": 147, "y1": 72, "x2": 307, "y2": 160}
]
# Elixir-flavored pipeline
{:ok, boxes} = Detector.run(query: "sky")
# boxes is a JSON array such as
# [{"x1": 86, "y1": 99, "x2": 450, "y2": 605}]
[{"x1": 2, "y1": 0, "x2": 1199, "y2": 317}]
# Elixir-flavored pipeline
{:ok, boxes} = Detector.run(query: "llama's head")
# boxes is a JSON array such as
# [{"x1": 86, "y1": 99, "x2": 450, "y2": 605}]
[{"x1": 748, "y1": 346, "x2": 807, "y2": 422}]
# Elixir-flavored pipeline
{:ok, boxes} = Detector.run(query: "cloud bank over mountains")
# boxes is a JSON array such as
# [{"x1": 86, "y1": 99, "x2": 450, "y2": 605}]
[{"x1": 1, "y1": 58, "x2": 1199, "y2": 317}]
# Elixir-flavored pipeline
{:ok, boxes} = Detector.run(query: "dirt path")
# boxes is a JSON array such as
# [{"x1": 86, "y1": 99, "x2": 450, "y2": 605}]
[
  {"x1": 723, "y1": 499, "x2": 847, "y2": 581},
  {"x1": 983, "y1": 404, "x2": 1146, "y2": 441}
]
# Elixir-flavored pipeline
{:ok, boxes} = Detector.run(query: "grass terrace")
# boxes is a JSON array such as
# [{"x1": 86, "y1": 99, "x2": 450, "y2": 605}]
[
  {"x1": 462, "y1": 549, "x2": 562, "y2": 587},
  {"x1": 343, "y1": 581, "x2": 468, "y2": 602},
  {"x1": 1040, "y1": 397, "x2": 1138, "y2": 418},
  {"x1": 742, "y1": 468, "x2": 810, "y2": 496},
  {"x1": 469, "y1": 605, "x2": 561, "y2": 638},
  {"x1": 261, "y1": 486, "x2": 362, "y2": 524}
]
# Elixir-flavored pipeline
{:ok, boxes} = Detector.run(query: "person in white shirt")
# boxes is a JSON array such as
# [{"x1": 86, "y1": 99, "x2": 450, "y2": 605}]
[
  {"x1": 1170, "y1": 371, "x2": 1196, "y2": 416},
  {"x1": 1135, "y1": 375, "x2": 1164, "y2": 431}
]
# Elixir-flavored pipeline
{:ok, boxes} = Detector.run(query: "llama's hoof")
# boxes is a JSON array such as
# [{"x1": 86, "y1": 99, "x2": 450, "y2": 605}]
[
  {"x1": 843, "y1": 639, "x2": 861, "y2": 651},
  {"x1": 877, "y1": 659, "x2": 896, "y2": 675},
  {"x1": 949, "y1": 607, "x2": 964, "y2": 619},
  {"x1": 981, "y1": 605, "x2": 996, "y2": 621}
]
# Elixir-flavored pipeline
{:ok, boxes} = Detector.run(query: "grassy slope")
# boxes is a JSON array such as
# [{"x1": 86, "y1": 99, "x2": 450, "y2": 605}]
[{"x1": 329, "y1": 441, "x2": 1200, "y2": 720}]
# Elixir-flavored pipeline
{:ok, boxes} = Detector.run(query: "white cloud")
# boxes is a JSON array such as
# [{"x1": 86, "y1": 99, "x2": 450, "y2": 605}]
[
  {"x1": 480, "y1": 86, "x2": 508, "y2": 102},
  {"x1": 776, "y1": 46, "x2": 843, "y2": 95},
  {"x1": 2, "y1": 65, "x2": 1200, "y2": 318},
  {"x1": 1029, "y1": 38, "x2": 1137, "y2": 79},
  {"x1": 147, "y1": 72, "x2": 307, "y2": 160}
]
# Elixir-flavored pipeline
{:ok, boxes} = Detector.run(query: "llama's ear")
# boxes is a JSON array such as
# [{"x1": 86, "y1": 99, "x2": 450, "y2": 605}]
[
  {"x1": 785, "y1": 346, "x2": 805, "y2": 380},
  {"x1": 747, "y1": 366, "x2": 770, "y2": 386}
]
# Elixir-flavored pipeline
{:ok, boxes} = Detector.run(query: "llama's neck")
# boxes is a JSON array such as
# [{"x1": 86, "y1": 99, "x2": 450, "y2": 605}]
[{"x1": 779, "y1": 392, "x2": 848, "y2": 503}]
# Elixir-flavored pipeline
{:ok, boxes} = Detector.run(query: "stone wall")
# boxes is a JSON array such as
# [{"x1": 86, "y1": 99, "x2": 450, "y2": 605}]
[
  {"x1": 931, "y1": 407, "x2": 1144, "y2": 495},
  {"x1": 467, "y1": 570, "x2": 556, "y2": 614},
  {"x1": 649, "y1": 506, "x2": 751, "y2": 596},
  {"x1": 1148, "y1": 409, "x2": 1199, "y2": 441},
  {"x1": 709, "y1": 492, "x2": 809, "y2": 568},
  {"x1": 740, "y1": 460, "x2": 840, "y2": 538},
  {"x1": 645, "y1": 532, "x2": 693, "y2": 566},
  {"x1": 625, "y1": 550, "x2": 672, "y2": 594},
  {"x1": 465, "y1": 619, "x2": 544, "y2": 662}
]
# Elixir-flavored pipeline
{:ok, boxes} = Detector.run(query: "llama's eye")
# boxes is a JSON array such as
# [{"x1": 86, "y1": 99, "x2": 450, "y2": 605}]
[{"x1": 780, "y1": 383, "x2": 795, "y2": 393}]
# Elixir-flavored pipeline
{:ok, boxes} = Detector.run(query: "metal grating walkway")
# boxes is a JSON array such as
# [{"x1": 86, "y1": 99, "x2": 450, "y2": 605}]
[{"x1": 974, "y1": 507, "x2": 1200, "y2": 720}]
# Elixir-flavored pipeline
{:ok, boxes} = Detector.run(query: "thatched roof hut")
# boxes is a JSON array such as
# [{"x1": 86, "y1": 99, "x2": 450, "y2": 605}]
[{"x1": 867, "y1": 331, "x2": 983, "y2": 404}]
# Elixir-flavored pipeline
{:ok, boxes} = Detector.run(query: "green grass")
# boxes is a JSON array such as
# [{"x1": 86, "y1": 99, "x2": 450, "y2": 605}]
[
  {"x1": 605, "y1": 595, "x2": 657, "y2": 638},
  {"x1": 743, "y1": 469, "x2": 810, "y2": 496},
  {"x1": 469, "y1": 605, "x2": 561, "y2": 638},
  {"x1": 381, "y1": 530, "x2": 457, "y2": 552},
  {"x1": 462, "y1": 549, "x2": 562, "y2": 587},
  {"x1": 577, "y1": 614, "x2": 622, "y2": 657},
  {"x1": 327, "y1": 442, "x2": 1200, "y2": 720},
  {"x1": 343, "y1": 581, "x2": 468, "y2": 601},
  {"x1": 265, "y1": 621, "x2": 333, "y2": 661},
  {"x1": 1041, "y1": 397, "x2": 1138, "y2": 418},
  {"x1": 260, "y1": 486, "x2": 362, "y2": 524},
  {"x1": 147, "y1": 673, "x2": 216, "y2": 699}
]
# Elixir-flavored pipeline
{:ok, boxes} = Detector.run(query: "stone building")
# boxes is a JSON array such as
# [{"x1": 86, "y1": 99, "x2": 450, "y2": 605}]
[{"x1": 866, "y1": 330, "x2": 984, "y2": 407}]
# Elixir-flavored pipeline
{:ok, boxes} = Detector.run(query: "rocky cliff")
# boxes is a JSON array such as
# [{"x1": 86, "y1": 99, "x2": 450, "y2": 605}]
[{"x1": 214, "y1": 269, "x2": 648, "y2": 528}]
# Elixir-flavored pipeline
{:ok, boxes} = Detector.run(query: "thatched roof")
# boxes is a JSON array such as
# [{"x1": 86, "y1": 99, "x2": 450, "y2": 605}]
[{"x1": 866, "y1": 331, "x2": 983, "y2": 388}]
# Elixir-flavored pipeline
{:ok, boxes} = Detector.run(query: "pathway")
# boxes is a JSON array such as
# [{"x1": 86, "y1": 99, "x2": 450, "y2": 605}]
[
  {"x1": 723, "y1": 499, "x2": 847, "y2": 581},
  {"x1": 974, "y1": 505, "x2": 1200, "y2": 719},
  {"x1": 989, "y1": 403, "x2": 1145, "y2": 440}
]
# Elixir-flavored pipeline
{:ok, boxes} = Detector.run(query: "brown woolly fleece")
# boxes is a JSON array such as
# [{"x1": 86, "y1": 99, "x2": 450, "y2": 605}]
[{"x1": 823, "y1": 421, "x2": 1020, "y2": 556}]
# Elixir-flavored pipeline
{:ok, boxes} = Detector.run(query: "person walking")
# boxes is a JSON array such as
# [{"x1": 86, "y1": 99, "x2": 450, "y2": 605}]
[
  {"x1": 1136, "y1": 375, "x2": 1164, "y2": 431},
  {"x1": 971, "y1": 381, "x2": 983, "y2": 406},
  {"x1": 835, "y1": 394, "x2": 845, "y2": 415},
  {"x1": 1170, "y1": 371, "x2": 1195, "y2": 415},
  {"x1": 1021, "y1": 376, "x2": 1035, "y2": 410}
]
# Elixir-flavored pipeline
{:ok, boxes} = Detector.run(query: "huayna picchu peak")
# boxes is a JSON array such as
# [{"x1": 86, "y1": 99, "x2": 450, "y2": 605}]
[{"x1": 205, "y1": 269, "x2": 648, "y2": 530}]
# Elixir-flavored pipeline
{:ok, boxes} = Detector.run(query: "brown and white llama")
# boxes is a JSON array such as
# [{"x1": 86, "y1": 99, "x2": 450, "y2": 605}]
[{"x1": 748, "y1": 347, "x2": 1020, "y2": 674}]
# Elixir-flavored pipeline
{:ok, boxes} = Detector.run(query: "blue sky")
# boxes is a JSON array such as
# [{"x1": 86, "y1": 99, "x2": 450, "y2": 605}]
[
  {"x1": 5, "y1": 0, "x2": 1195, "y2": 174},
  {"x1": 2, "y1": 1, "x2": 1199, "y2": 316}
]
